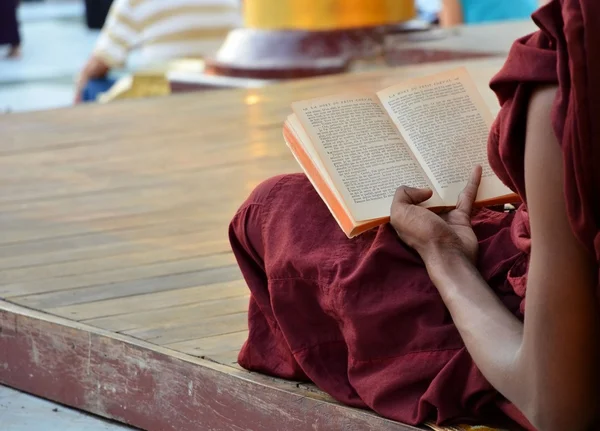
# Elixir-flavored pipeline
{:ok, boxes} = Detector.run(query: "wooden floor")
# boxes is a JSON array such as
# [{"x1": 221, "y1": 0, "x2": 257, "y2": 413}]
[{"x1": 0, "y1": 58, "x2": 508, "y2": 431}]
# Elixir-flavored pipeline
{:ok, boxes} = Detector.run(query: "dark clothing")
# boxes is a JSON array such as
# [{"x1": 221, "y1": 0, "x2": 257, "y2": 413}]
[{"x1": 0, "y1": 0, "x2": 20, "y2": 46}]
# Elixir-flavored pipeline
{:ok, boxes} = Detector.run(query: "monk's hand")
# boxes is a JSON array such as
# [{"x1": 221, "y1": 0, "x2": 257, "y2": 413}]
[{"x1": 390, "y1": 166, "x2": 482, "y2": 264}]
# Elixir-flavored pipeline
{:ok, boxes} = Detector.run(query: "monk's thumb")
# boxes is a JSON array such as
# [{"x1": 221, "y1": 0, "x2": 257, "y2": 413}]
[{"x1": 394, "y1": 186, "x2": 433, "y2": 205}]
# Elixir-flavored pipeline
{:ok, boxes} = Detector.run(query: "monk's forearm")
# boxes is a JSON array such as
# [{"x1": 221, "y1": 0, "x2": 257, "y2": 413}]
[
  {"x1": 425, "y1": 247, "x2": 599, "y2": 430},
  {"x1": 423, "y1": 248, "x2": 528, "y2": 409}
]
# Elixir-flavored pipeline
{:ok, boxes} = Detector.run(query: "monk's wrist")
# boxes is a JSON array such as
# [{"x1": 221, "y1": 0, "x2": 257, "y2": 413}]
[{"x1": 421, "y1": 244, "x2": 475, "y2": 284}]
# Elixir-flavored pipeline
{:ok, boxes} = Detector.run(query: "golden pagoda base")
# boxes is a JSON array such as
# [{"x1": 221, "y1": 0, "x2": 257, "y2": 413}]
[{"x1": 205, "y1": 23, "x2": 432, "y2": 80}]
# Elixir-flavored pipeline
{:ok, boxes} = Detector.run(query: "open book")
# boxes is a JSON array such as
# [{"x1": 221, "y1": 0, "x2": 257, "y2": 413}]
[{"x1": 283, "y1": 68, "x2": 518, "y2": 238}]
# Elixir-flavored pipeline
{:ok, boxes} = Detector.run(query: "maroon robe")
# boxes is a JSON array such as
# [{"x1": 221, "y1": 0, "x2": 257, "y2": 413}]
[{"x1": 229, "y1": 0, "x2": 598, "y2": 428}]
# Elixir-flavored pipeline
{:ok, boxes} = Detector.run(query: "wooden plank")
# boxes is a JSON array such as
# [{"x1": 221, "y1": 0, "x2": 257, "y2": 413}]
[
  {"x1": 2, "y1": 252, "x2": 237, "y2": 299},
  {"x1": 0, "y1": 204, "x2": 231, "y2": 246},
  {"x1": 0, "y1": 96, "x2": 250, "y2": 154},
  {"x1": 0, "y1": 59, "x2": 504, "y2": 148},
  {"x1": 0, "y1": 300, "x2": 422, "y2": 431},
  {"x1": 0, "y1": 220, "x2": 221, "y2": 260},
  {"x1": 0, "y1": 186, "x2": 248, "y2": 229},
  {"x1": 0, "y1": 153, "x2": 287, "y2": 208},
  {"x1": 0, "y1": 158, "x2": 293, "y2": 225},
  {"x1": 0, "y1": 121, "x2": 262, "y2": 167},
  {"x1": 0, "y1": 150, "x2": 291, "y2": 212},
  {"x1": 204, "y1": 349, "x2": 241, "y2": 366},
  {"x1": 47, "y1": 280, "x2": 248, "y2": 321},
  {"x1": 0, "y1": 128, "x2": 286, "y2": 171},
  {"x1": 0, "y1": 232, "x2": 228, "y2": 272},
  {"x1": 165, "y1": 331, "x2": 249, "y2": 357},
  {"x1": 83, "y1": 295, "x2": 249, "y2": 333},
  {"x1": 124, "y1": 311, "x2": 248, "y2": 345},
  {"x1": 0, "y1": 201, "x2": 251, "y2": 242},
  {"x1": 0, "y1": 196, "x2": 265, "y2": 250},
  {"x1": 9, "y1": 265, "x2": 242, "y2": 310},
  {"x1": 0, "y1": 240, "x2": 231, "y2": 284}
]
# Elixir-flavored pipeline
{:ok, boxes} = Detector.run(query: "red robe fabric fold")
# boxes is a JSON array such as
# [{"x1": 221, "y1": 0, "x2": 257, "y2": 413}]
[
  {"x1": 229, "y1": 0, "x2": 598, "y2": 428},
  {"x1": 230, "y1": 175, "x2": 527, "y2": 428},
  {"x1": 490, "y1": 0, "x2": 600, "y2": 312}
]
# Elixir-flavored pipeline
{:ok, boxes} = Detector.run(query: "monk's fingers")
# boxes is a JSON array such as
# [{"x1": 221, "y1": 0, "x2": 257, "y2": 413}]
[
  {"x1": 391, "y1": 186, "x2": 434, "y2": 239},
  {"x1": 456, "y1": 165, "x2": 483, "y2": 214},
  {"x1": 393, "y1": 186, "x2": 433, "y2": 207}
]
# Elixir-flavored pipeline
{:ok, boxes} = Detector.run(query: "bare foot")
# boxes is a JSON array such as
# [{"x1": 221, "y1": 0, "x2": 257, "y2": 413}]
[{"x1": 7, "y1": 45, "x2": 21, "y2": 59}]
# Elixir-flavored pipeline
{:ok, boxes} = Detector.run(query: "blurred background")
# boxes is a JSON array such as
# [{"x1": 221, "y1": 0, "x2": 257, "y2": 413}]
[
  {"x1": 1, "y1": 0, "x2": 543, "y2": 114},
  {"x1": 1, "y1": 0, "x2": 105, "y2": 112},
  {"x1": 0, "y1": 0, "x2": 542, "y2": 111}
]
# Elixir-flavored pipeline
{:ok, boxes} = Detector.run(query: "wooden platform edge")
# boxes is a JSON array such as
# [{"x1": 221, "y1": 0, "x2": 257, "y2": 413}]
[{"x1": 0, "y1": 300, "x2": 421, "y2": 431}]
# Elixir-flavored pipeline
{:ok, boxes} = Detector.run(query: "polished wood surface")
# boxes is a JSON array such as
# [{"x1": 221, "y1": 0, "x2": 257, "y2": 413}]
[{"x1": 0, "y1": 57, "x2": 508, "y2": 431}]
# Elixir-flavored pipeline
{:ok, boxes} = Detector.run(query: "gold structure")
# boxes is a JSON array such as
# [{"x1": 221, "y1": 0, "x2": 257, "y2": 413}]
[{"x1": 244, "y1": 0, "x2": 416, "y2": 30}]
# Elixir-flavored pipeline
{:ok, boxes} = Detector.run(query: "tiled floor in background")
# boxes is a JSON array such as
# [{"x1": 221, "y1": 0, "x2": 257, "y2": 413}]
[
  {"x1": 0, "y1": 386, "x2": 134, "y2": 430},
  {"x1": 0, "y1": 0, "x2": 99, "y2": 112}
]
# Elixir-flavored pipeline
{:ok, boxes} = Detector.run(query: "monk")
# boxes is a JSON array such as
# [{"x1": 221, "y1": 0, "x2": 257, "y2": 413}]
[{"x1": 229, "y1": 0, "x2": 599, "y2": 429}]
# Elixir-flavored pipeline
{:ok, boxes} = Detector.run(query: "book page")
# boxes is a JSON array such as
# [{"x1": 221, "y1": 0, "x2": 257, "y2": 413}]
[
  {"x1": 377, "y1": 68, "x2": 512, "y2": 204},
  {"x1": 285, "y1": 115, "x2": 352, "y2": 227},
  {"x1": 292, "y1": 94, "x2": 444, "y2": 222}
]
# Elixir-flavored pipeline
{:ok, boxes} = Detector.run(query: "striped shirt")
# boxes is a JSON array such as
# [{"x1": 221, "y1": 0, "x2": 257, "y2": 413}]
[{"x1": 94, "y1": 0, "x2": 241, "y2": 67}]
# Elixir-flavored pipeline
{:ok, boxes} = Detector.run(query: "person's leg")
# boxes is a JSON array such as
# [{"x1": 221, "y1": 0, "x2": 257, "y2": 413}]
[
  {"x1": 1, "y1": 0, "x2": 21, "y2": 58},
  {"x1": 229, "y1": 175, "x2": 310, "y2": 381},
  {"x1": 230, "y1": 174, "x2": 525, "y2": 425},
  {"x1": 7, "y1": 44, "x2": 21, "y2": 59},
  {"x1": 230, "y1": 173, "x2": 463, "y2": 412},
  {"x1": 229, "y1": 172, "x2": 462, "y2": 417},
  {"x1": 81, "y1": 78, "x2": 117, "y2": 102},
  {"x1": 230, "y1": 174, "x2": 371, "y2": 407}
]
